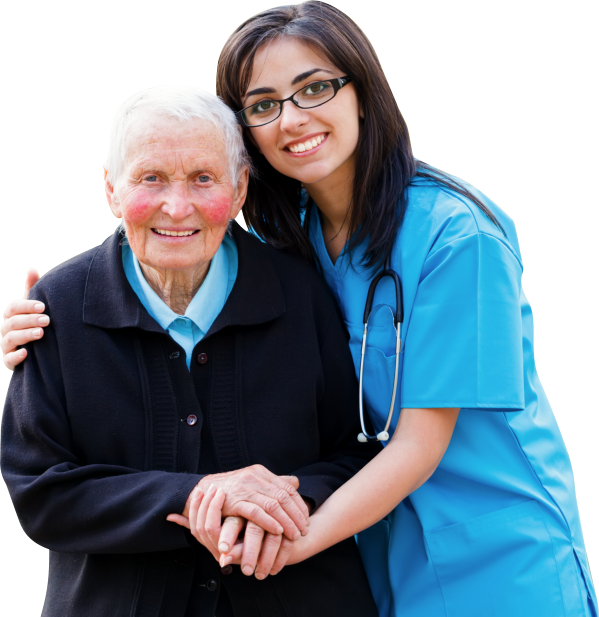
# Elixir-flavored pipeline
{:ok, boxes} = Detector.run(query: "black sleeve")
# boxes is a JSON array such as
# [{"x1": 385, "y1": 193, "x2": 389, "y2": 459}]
[
  {"x1": 0, "y1": 288, "x2": 201, "y2": 555},
  {"x1": 293, "y1": 307, "x2": 382, "y2": 510}
]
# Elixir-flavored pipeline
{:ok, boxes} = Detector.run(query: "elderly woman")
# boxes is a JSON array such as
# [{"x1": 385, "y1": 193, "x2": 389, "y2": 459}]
[{"x1": 0, "y1": 86, "x2": 380, "y2": 617}]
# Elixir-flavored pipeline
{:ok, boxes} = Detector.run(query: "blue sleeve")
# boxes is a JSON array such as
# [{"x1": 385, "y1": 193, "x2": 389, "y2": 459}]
[{"x1": 401, "y1": 232, "x2": 525, "y2": 411}]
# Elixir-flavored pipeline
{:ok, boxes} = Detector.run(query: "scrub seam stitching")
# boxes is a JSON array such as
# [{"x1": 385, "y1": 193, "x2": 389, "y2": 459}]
[
  {"x1": 431, "y1": 187, "x2": 523, "y2": 268},
  {"x1": 501, "y1": 412, "x2": 573, "y2": 538},
  {"x1": 422, "y1": 536, "x2": 449, "y2": 617},
  {"x1": 501, "y1": 411, "x2": 572, "y2": 615},
  {"x1": 425, "y1": 230, "x2": 522, "y2": 271}
]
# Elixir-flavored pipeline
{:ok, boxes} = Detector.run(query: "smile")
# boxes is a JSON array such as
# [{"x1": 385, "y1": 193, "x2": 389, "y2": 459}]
[
  {"x1": 285, "y1": 133, "x2": 327, "y2": 154},
  {"x1": 152, "y1": 229, "x2": 199, "y2": 237}
]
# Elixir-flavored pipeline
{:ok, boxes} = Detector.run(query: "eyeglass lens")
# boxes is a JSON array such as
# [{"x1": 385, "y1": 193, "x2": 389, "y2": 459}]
[{"x1": 243, "y1": 80, "x2": 336, "y2": 126}]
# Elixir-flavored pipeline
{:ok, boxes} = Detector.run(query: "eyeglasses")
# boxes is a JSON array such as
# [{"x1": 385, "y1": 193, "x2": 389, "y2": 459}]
[{"x1": 236, "y1": 76, "x2": 352, "y2": 128}]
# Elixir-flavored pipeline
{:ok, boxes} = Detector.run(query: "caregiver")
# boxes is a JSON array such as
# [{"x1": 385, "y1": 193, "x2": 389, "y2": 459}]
[{"x1": 2, "y1": 2, "x2": 597, "y2": 617}]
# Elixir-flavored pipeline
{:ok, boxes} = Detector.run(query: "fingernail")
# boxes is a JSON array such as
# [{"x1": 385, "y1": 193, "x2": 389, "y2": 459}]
[
  {"x1": 276, "y1": 526, "x2": 284, "y2": 535},
  {"x1": 301, "y1": 528, "x2": 309, "y2": 536},
  {"x1": 208, "y1": 484, "x2": 216, "y2": 493},
  {"x1": 293, "y1": 532, "x2": 301, "y2": 541},
  {"x1": 33, "y1": 328, "x2": 42, "y2": 337},
  {"x1": 219, "y1": 542, "x2": 229, "y2": 553},
  {"x1": 242, "y1": 565, "x2": 254, "y2": 576},
  {"x1": 38, "y1": 316, "x2": 49, "y2": 326},
  {"x1": 34, "y1": 303, "x2": 44, "y2": 312},
  {"x1": 255, "y1": 572, "x2": 266, "y2": 580},
  {"x1": 223, "y1": 555, "x2": 233, "y2": 566}
]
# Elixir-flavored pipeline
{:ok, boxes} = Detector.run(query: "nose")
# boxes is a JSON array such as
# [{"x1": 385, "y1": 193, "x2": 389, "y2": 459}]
[
  {"x1": 160, "y1": 182, "x2": 195, "y2": 221},
  {"x1": 278, "y1": 100, "x2": 311, "y2": 133}
]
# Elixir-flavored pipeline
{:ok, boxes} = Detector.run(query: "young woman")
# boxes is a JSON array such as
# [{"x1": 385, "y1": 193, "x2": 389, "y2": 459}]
[{"x1": 2, "y1": 3, "x2": 596, "y2": 617}]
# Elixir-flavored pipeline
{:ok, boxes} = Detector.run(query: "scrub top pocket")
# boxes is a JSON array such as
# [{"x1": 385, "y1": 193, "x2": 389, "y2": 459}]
[
  {"x1": 424, "y1": 500, "x2": 566, "y2": 617},
  {"x1": 362, "y1": 346, "x2": 403, "y2": 437},
  {"x1": 345, "y1": 307, "x2": 404, "y2": 439}
]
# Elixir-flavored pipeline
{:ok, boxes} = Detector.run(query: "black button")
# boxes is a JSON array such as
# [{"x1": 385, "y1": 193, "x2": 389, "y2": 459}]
[
  {"x1": 207, "y1": 579, "x2": 218, "y2": 592},
  {"x1": 169, "y1": 351, "x2": 180, "y2": 359},
  {"x1": 186, "y1": 415, "x2": 198, "y2": 426},
  {"x1": 221, "y1": 565, "x2": 232, "y2": 576},
  {"x1": 197, "y1": 353, "x2": 208, "y2": 365}
]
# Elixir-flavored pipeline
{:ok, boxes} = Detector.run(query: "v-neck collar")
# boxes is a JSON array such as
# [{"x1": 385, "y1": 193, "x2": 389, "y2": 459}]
[{"x1": 308, "y1": 203, "x2": 350, "y2": 275}]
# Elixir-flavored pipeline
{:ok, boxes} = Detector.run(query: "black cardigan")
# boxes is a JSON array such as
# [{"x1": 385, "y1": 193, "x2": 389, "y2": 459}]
[{"x1": 1, "y1": 225, "x2": 381, "y2": 617}]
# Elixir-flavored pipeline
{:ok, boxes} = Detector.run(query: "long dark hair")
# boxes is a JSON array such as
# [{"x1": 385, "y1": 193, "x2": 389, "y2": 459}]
[{"x1": 217, "y1": 1, "x2": 502, "y2": 268}]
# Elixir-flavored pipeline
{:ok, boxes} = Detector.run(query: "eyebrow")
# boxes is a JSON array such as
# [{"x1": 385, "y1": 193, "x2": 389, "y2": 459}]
[{"x1": 244, "y1": 68, "x2": 335, "y2": 102}]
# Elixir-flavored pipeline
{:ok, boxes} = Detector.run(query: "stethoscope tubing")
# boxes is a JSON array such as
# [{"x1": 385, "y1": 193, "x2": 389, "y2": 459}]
[{"x1": 358, "y1": 258, "x2": 404, "y2": 443}]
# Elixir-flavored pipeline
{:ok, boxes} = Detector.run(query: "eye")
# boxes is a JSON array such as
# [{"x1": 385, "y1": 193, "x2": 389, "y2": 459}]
[
  {"x1": 302, "y1": 81, "x2": 330, "y2": 96},
  {"x1": 249, "y1": 100, "x2": 279, "y2": 115},
  {"x1": 145, "y1": 175, "x2": 158, "y2": 182},
  {"x1": 198, "y1": 175, "x2": 211, "y2": 183}
]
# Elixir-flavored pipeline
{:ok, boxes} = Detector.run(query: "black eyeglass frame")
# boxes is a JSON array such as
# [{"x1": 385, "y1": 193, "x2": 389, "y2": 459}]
[{"x1": 236, "y1": 76, "x2": 353, "y2": 127}]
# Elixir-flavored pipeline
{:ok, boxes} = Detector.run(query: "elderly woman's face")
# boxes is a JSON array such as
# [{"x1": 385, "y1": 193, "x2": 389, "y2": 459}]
[{"x1": 108, "y1": 117, "x2": 246, "y2": 273}]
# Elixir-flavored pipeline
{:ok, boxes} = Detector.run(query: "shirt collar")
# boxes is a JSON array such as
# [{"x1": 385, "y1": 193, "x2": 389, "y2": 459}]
[
  {"x1": 122, "y1": 234, "x2": 236, "y2": 335},
  {"x1": 83, "y1": 224, "x2": 284, "y2": 334}
]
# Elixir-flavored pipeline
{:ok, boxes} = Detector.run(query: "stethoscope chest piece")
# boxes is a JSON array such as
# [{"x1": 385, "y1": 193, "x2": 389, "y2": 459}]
[{"x1": 357, "y1": 258, "x2": 403, "y2": 444}]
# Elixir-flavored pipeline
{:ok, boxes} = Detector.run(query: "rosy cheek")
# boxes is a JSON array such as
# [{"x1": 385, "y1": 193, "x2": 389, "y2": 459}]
[
  {"x1": 122, "y1": 196, "x2": 158, "y2": 225},
  {"x1": 199, "y1": 195, "x2": 232, "y2": 226}
]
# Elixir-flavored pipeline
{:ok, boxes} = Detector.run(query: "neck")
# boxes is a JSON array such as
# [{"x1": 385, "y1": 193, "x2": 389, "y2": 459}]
[
  {"x1": 139, "y1": 262, "x2": 210, "y2": 315},
  {"x1": 304, "y1": 154, "x2": 355, "y2": 264}
]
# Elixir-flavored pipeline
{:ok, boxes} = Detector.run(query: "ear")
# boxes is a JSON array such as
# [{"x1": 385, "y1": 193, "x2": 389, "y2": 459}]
[
  {"x1": 230, "y1": 167, "x2": 249, "y2": 221},
  {"x1": 104, "y1": 168, "x2": 122, "y2": 219}
]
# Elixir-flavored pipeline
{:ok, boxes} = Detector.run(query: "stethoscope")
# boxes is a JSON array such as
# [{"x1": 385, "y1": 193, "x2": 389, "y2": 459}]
[{"x1": 358, "y1": 257, "x2": 404, "y2": 443}]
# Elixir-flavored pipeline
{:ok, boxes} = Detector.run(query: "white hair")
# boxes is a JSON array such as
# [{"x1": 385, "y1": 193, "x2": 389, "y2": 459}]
[{"x1": 105, "y1": 85, "x2": 250, "y2": 190}]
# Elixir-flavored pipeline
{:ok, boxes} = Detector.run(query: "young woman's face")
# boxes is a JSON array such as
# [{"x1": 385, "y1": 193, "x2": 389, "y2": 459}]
[{"x1": 244, "y1": 37, "x2": 361, "y2": 188}]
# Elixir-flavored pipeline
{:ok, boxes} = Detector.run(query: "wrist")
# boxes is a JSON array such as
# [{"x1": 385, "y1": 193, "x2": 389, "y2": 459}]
[
  {"x1": 287, "y1": 529, "x2": 315, "y2": 565},
  {"x1": 183, "y1": 477, "x2": 209, "y2": 518}
]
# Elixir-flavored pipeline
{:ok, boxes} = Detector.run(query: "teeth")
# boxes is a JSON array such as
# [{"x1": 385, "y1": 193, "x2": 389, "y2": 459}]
[
  {"x1": 288, "y1": 134, "x2": 325, "y2": 153},
  {"x1": 154, "y1": 229, "x2": 196, "y2": 237}
]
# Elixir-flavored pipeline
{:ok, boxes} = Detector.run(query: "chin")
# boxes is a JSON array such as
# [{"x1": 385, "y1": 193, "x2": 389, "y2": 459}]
[{"x1": 287, "y1": 165, "x2": 335, "y2": 186}]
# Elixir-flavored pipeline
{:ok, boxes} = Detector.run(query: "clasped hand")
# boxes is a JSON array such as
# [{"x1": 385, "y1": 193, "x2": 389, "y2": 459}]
[{"x1": 167, "y1": 465, "x2": 309, "y2": 579}]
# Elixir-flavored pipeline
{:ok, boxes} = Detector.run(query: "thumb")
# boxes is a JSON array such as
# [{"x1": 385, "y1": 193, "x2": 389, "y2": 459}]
[
  {"x1": 24, "y1": 269, "x2": 40, "y2": 299},
  {"x1": 166, "y1": 514, "x2": 191, "y2": 529}
]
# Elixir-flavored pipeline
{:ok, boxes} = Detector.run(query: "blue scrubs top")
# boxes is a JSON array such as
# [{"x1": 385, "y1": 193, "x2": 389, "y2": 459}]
[{"x1": 308, "y1": 176, "x2": 597, "y2": 617}]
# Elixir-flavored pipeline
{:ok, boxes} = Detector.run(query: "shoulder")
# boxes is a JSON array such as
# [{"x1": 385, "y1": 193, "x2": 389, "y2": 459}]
[
  {"x1": 235, "y1": 226, "x2": 340, "y2": 322},
  {"x1": 250, "y1": 229, "x2": 333, "y2": 293},
  {"x1": 29, "y1": 239, "x2": 109, "y2": 308},
  {"x1": 404, "y1": 171, "x2": 522, "y2": 265}
]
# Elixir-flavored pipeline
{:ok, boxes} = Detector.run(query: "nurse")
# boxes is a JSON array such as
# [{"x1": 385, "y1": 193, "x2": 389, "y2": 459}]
[{"x1": 2, "y1": 3, "x2": 597, "y2": 616}]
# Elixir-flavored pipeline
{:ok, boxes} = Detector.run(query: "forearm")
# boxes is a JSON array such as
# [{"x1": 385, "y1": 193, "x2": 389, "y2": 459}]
[
  {"x1": 289, "y1": 407, "x2": 459, "y2": 563},
  {"x1": 5, "y1": 467, "x2": 202, "y2": 553}
]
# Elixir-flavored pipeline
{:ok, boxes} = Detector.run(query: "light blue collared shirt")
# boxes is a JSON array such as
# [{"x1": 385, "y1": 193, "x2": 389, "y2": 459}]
[{"x1": 122, "y1": 234, "x2": 238, "y2": 369}]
